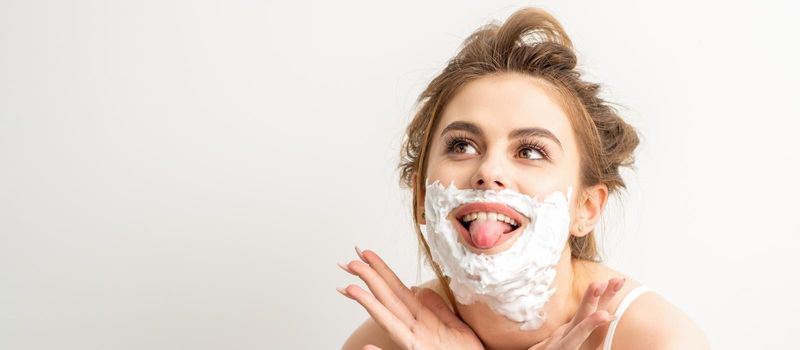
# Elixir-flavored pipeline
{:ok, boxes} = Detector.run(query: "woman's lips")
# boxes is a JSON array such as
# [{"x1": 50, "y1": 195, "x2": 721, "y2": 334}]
[
  {"x1": 450, "y1": 202, "x2": 528, "y2": 250},
  {"x1": 453, "y1": 202, "x2": 527, "y2": 225}
]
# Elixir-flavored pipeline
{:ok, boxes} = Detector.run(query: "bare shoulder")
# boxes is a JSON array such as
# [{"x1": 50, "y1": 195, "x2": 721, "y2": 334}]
[
  {"x1": 577, "y1": 263, "x2": 710, "y2": 349},
  {"x1": 611, "y1": 287, "x2": 711, "y2": 350},
  {"x1": 341, "y1": 279, "x2": 444, "y2": 350}
]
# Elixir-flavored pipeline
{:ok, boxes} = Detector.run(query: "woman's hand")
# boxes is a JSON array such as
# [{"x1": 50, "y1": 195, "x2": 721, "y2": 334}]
[
  {"x1": 527, "y1": 277, "x2": 626, "y2": 350},
  {"x1": 337, "y1": 247, "x2": 485, "y2": 350}
]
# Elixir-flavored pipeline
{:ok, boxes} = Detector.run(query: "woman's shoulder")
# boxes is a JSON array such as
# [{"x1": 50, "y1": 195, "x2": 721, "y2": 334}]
[
  {"x1": 589, "y1": 265, "x2": 711, "y2": 350},
  {"x1": 610, "y1": 289, "x2": 710, "y2": 349}
]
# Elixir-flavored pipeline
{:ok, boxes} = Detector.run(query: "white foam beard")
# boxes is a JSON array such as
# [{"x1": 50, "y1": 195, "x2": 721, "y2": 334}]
[{"x1": 422, "y1": 180, "x2": 573, "y2": 331}]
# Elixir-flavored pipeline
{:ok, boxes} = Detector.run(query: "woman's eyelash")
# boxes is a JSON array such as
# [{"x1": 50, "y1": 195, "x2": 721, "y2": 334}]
[
  {"x1": 444, "y1": 133, "x2": 476, "y2": 154},
  {"x1": 517, "y1": 138, "x2": 551, "y2": 160},
  {"x1": 443, "y1": 134, "x2": 551, "y2": 160}
]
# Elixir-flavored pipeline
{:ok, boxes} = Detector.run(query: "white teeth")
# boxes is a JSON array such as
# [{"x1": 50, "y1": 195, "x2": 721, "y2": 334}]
[{"x1": 461, "y1": 211, "x2": 519, "y2": 226}]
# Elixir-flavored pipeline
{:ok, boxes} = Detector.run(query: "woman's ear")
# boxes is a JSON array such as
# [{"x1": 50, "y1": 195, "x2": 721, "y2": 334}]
[
  {"x1": 571, "y1": 183, "x2": 608, "y2": 237},
  {"x1": 413, "y1": 172, "x2": 426, "y2": 225}
]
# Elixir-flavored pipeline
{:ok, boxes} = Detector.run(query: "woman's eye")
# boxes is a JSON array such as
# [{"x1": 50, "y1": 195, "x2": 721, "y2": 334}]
[
  {"x1": 451, "y1": 141, "x2": 477, "y2": 154},
  {"x1": 519, "y1": 147, "x2": 544, "y2": 160}
]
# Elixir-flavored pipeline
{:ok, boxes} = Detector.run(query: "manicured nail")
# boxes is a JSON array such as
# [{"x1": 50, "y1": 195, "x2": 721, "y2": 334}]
[
  {"x1": 355, "y1": 246, "x2": 368, "y2": 263},
  {"x1": 614, "y1": 279, "x2": 625, "y2": 292},
  {"x1": 594, "y1": 282, "x2": 606, "y2": 297},
  {"x1": 337, "y1": 262, "x2": 354, "y2": 275},
  {"x1": 336, "y1": 287, "x2": 349, "y2": 297}
]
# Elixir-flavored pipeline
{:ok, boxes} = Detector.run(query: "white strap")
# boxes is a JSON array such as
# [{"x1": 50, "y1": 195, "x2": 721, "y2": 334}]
[{"x1": 602, "y1": 285, "x2": 651, "y2": 350}]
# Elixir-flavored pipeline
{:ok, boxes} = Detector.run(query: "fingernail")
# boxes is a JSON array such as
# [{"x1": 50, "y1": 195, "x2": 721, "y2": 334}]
[
  {"x1": 336, "y1": 287, "x2": 349, "y2": 297},
  {"x1": 594, "y1": 283, "x2": 605, "y2": 297},
  {"x1": 354, "y1": 245, "x2": 368, "y2": 263},
  {"x1": 606, "y1": 315, "x2": 618, "y2": 322},
  {"x1": 337, "y1": 262, "x2": 354, "y2": 275},
  {"x1": 614, "y1": 279, "x2": 624, "y2": 292}
]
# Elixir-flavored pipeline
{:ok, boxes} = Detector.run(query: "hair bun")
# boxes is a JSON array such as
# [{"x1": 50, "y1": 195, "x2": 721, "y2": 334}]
[
  {"x1": 515, "y1": 41, "x2": 577, "y2": 71},
  {"x1": 457, "y1": 9, "x2": 578, "y2": 73}
]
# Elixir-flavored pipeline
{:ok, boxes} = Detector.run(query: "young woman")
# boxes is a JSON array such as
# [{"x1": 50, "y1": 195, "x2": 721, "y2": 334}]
[{"x1": 338, "y1": 8, "x2": 709, "y2": 350}]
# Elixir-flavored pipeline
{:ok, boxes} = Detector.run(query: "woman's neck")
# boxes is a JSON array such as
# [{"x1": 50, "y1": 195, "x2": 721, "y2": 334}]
[{"x1": 453, "y1": 248, "x2": 593, "y2": 350}]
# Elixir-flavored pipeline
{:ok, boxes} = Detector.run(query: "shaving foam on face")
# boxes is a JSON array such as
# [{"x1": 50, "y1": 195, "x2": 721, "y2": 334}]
[{"x1": 422, "y1": 180, "x2": 573, "y2": 330}]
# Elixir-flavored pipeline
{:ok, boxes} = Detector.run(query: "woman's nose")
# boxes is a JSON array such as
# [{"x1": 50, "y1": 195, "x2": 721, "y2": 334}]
[{"x1": 470, "y1": 154, "x2": 509, "y2": 191}]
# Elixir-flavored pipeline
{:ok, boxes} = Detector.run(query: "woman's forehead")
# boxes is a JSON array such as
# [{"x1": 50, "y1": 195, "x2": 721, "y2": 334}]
[{"x1": 437, "y1": 74, "x2": 573, "y2": 140}]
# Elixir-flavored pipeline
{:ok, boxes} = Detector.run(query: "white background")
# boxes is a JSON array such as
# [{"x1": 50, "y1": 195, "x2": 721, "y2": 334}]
[{"x1": 1, "y1": 1, "x2": 798, "y2": 349}]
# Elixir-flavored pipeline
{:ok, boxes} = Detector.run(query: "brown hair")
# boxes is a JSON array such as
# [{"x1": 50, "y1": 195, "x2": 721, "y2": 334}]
[{"x1": 398, "y1": 8, "x2": 640, "y2": 310}]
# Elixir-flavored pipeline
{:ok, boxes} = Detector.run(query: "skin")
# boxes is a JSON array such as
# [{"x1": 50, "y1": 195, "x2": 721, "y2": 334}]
[{"x1": 339, "y1": 73, "x2": 710, "y2": 350}]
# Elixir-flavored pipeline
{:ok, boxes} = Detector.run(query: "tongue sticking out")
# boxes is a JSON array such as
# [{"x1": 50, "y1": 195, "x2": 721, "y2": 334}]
[{"x1": 468, "y1": 220, "x2": 514, "y2": 249}]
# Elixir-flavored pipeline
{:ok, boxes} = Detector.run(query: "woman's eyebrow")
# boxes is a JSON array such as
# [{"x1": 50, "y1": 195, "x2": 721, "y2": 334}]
[
  {"x1": 441, "y1": 121, "x2": 482, "y2": 137},
  {"x1": 441, "y1": 121, "x2": 563, "y2": 151}
]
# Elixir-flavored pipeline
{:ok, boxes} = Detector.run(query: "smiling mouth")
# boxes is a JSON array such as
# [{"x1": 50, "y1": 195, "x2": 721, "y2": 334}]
[
  {"x1": 452, "y1": 203, "x2": 527, "y2": 250},
  {"x1": 458, "y1": 212, "x2": 520, "y2": 230}
]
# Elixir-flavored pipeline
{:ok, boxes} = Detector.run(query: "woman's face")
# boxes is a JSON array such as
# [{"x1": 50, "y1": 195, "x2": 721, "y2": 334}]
[{"x1": 423, "y1": 73, "x2": 584, "y2": 254}]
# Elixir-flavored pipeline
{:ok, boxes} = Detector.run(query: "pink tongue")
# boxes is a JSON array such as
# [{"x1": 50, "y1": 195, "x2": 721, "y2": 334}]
[{"x1": 469, "y1": 220, "x2": 513, "y2": 248}]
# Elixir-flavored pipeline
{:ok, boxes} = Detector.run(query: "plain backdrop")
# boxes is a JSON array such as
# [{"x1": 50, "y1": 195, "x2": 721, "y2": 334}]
[{"x1": 1, "y1": 0, "x2": 799, "y2": 349}]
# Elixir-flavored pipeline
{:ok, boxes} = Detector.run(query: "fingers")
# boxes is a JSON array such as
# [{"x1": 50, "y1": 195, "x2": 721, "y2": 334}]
[
  {"x1": 358, "y1": 248, "x2": 424, "y2": 318},
  {"x1": 341, "y1": 258, "x2": 417, "y2": 326},
  {"x1": 338, "y1": 247, "x2": 428, "y2": 327},
  {"x1": 567, "y1": 277, "x2": 625, "y2": 334},
  {"x1": 567, "y1": 281, "x2": 606, "y2": 332},
  {"x1": 597, "y1": 278, "x2": 626, "y2": 312},
  {"x1": 558, "y1": 310, "x2": 616, "y2": 349},
  {"x1": 338, "y1": 284, "x2": 414, "y2": 349}
]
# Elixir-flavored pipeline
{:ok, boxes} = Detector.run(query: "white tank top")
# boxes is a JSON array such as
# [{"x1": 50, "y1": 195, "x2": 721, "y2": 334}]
[{"x1": 602, "y1": 285, "x2": 651, "y2": 350}]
